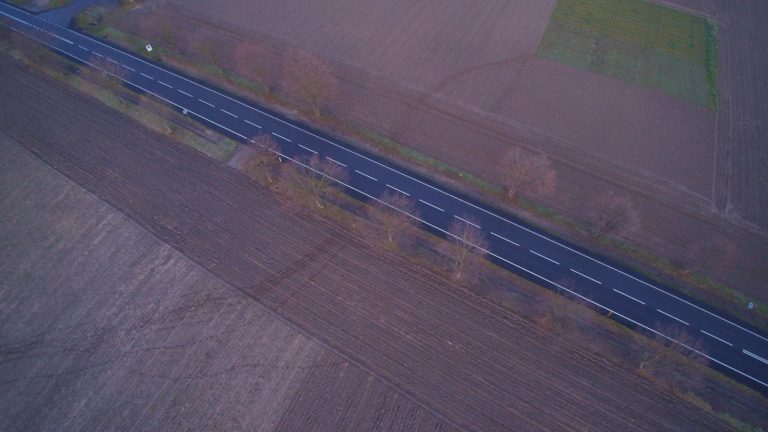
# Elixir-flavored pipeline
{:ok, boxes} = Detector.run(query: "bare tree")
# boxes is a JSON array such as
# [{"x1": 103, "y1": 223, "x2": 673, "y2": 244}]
[
  {"x1": 243, "y1": 135, "x2": 281, "y2": 185},
  {"x1": 635, "y1": 324, "x2": 707, "y2": 391},
  {"x1": 280, "y1": 154, "x2": 348, "y2": 208},
  {"x1": 500, "y1": 148, "x2": 557, "y2": 200},
  {"x1": 365, "y1": 191, "x2": 420, "y2": 249},
  {"x1": 82, "y1": 53, "x2": 127, "y2": 95},
  {"x1": 441, "y1": 216, "x2": 488, "y2": 281},
  {"x1": 281, "y1": 50, "x2": 338, "y2": 117},
  {"x1": 538, "y1": 278, "x2": 596, "y2": 333},
  {"x1": 685, "y1": 235, "x2": 739, "y2": 276},
  {"x1": 588, "y1": 192, "x2": 641, "y2": 239},
  {"x1": 233, "y1": 40, "x2": 277, "y2": 94}
]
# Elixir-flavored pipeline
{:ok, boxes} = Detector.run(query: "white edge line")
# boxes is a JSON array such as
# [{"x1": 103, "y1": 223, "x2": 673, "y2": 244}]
[
  {"x1": 45, "y1": 16, "x2": 767, "y2": 344},
  {"x1": 244, "y1": 119, "x2": 261, "y2": 129},
  {"x1": 656, "y1": 309, "x2": 689, "y2": 326},
  {"x1": 743, "y1": 349, "x2": 768, "y2": 365},
  {"x1": 454, "y1": 215, "x2": 480, "y2": 229},
  {"x1": 530, "y1": 250, "x2": 560, "y2": 265},
  {"x1": 298, "y1": 144, "x2": 318, "y2": 155},
  {"x1": 355, "y1": 170, "x2": 378, "y2": 182},
  {"x1": 570, "y1": 268, "x2": 601, "y2": 284},
  {"x1": 700, "y1": 330, "x2": 733, "y2": 347},
  {"x1": 490, "y1": 232, "x2": 519, "y2": 247},
  {"x1": 418, "y1": 199, "x2": 444, "y2": 212},
  {"x1": 385, "y1": 184, "x2": 410, "y2": 196},
  {"x1": 326, "y1": 157, "x2": 346, "y2": 168},
  {"x1": 612, "y1": 289, "x2": 645, "y2": 305},
  {"x1": 3, "y1": 31, "x2": 767, "y2": 390}
]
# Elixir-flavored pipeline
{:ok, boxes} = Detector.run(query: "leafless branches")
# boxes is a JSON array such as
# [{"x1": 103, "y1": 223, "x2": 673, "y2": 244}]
[
  {"x1": 281, "y1": 50, "x2": 338, "y2": 117},
  {"x1": 500, "y1": 148, "x2": 557, "y2": 200},
  {"x1": 588, "y1": 192, "x2": 641, "y2": 239},
  {"x1": 233, "y1": 41, "x2": 277, "y2": 94},
  {"x1": 365, "y1": 191, "x2": 420, "y2": 250},
  {"x1": 441, "y1": 216, "x2": 488, "y2": 282},
  {"x1": 280, "y1": 154, "x2": 348, "y2": 208},
  {"x1": 243, "y1": 135, "x2": 281, "y2": 186}
]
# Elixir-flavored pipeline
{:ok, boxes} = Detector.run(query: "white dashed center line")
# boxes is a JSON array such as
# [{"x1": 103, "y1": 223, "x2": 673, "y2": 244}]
[
  {"x1": 139, "y1": 72, "x2": 154, "y2": 80},
  {"x1": 386, "y1": 184, "x2": 410, "y2": 196},
  {"x1": 298, "y1": 144, "x2": 318, "y2": 154},
  {"x1": 326, "y1": 157, "x2": 347, "y2": 168},
  {"x1": 490, "y1": 232, "x2": 519, "y2": 247},
  {"x1": 199, "y1": 99, "x2": 215, "y2": 107},
  {"x1": 78, "y1": 45, "x2": 89, "y2": 51},
  {"x1": 107, "y1": 58, "x2": 119, "y2": 64},
  {"x1": 612, "y1": 289, "x2": 645, "y2": 305},
  {"x1": 122, "y1": 65, "x2": 135, "y2": 72},
  {"x1": 454, "y1": 215, "x2": 480, "y2": 229},
  {"x1": 178, "y1": 89, "x2": 192, "y2": 97},
  {"x1": 570, "y1": 268, "x2": 601, "y2": 284},
  {"x1": 656, "y1": 309, "x2": 689, "y2": 326},
  {"x1": 157, "y1": 80, "x2": 172, "y2": 88},
  {"x1": 244, "y1": 119, "x2": 262, "y2": 129},
  {"x1": 271, "y1": 132, "x2": 291, "y2": 142},
  {"x1": 91, "y1": 51, "x2": 103, "y2": 57},
  {"x1": 700, "y1": 330, "x2": 733, "y2": 347},
  {"x1": 221, "y1": 108, "x2": 238, "y2": 118},
  {"x1": 419, "y1": 199, "x2": 444, "y2": 212},
  {"x1": 530, "y1": 250, "x2": 559, "y2": 265},
  {"x1": 743, "y1": 349, "x2": 768, "y2": 365},
  {"x1": 355, "y1": 170, "x2": 378, "y2": 181}
]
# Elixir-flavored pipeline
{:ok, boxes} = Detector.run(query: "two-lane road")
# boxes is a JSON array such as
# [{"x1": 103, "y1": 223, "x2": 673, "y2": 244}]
[{"x1": 2, "y1": 1, "x2": 766, "y2": 394}]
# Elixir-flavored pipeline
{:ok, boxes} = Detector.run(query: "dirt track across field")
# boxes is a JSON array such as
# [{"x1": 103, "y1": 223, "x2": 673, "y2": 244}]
[
  {"x1": 0, "y1": 55, "x2": 735, "y2": 431},
  {"x1": 117, "y1": 0, "x2": 768, "y2": 304}
]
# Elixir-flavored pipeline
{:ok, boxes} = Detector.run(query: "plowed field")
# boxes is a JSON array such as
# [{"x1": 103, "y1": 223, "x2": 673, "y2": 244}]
[{"x1": 0, "y1": 55, "x2": 733, "y2": 430}]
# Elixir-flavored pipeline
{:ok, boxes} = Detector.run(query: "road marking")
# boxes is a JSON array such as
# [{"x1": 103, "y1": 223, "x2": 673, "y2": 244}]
[
  {"x1": 51, "y1": 33, "x2": 73, "y2": 44},
  {"x1": 157, "y1": 80, "x2": 172, "y2": 88},
  {"x1": 454, "y1": 215, "x2": 480, "y2": 229},
  {"x1": 386, "y1": 184, "x2": 410, "y2": 196},
  {"x1": 743, "y1": 349, "x2": 768, "y2": 365},
  {"x1": 298, "y1": 144, "x2": 318, "y2": 155},
  {"x1": 530, "y1": 250, "x2": 559, "y2": 265},
  {"x1": 91, "y1": 51, "x2": 103, "y2": 57},
  {"x1": 326, "y1": 157, "x2": 346, "y2": 168},
  {"x1": 9, "y1": 30, "x2": 768, "y2": 389},
  {"x1": 107, "y1": 57, "x2": 119, "y2": 64},
  {"x1": 490, "y1": 232, "x2": 519, "y2": 246},
  {"x1": 22, "y1": 17, "x2": 765, "y2": 392},
  {"x1": 612, "y1": 289, "x2": 645, "y2": 305},
  {"x1": 570, "y1": 268, "x2": 601, "y2": 284},
  {"x1": 139, "y1": 72, "x2": 153, "y2": 80},
  {"x1": 271, "y1": 132, "x2": 291, "y2": 142},
  {"x1": 221, "y1": 108, "x2": 238, "y2": 118},
  {"x1": 355, "y1": 170, "x2": 378, "y2": 181},
  {"x1": 122, "y1": 65, "x2": 135, "y2": 72},
  {"x1": 700, "y1": 330, "x2": 733, "y2": 347},
  {"x1": 198, "y1": 99, "x2": 215, "y2": 107},
  {"x1": 244, "y1": 119, "x2": 261, "y2": 129},
  {"x1": 419, "y1": 199, "x2": 444, "y2": 212},
  {"x1": 78, "y1": 44, "x2": 89, "y2": 51},
  {"x1": 177, "y1": 89, "x2": 192, "y2": 97},
  {"x1": 656, "y1": 309, "x2": 689, "y2": 326}
]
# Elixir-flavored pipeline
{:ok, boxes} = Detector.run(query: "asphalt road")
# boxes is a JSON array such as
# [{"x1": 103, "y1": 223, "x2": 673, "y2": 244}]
[{"x1": 2, "y1": 1, "x2": 767, "y2": 394}]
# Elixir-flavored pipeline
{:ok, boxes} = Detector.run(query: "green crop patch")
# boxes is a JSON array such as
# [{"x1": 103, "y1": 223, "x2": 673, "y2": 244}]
[{"x1": 537, "y1": 0, "x2": 718, "y2": 109}]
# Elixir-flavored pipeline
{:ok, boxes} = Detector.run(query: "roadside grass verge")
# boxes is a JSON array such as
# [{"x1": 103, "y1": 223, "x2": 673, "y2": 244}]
[
  {"x1": 7, "y1": 0, "x2": 71, "y2": 13},
  {"x1": 66, "y1": 4, "x2": 766, "y2": 333},
  {"x1": 3, "y1": 31, "x2": 765, "y2": 431}
]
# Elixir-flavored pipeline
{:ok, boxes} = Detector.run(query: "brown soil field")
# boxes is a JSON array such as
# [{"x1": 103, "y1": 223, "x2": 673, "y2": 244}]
[
  {"x1": 0, "y1": 55, "x2": 740, "y2": 430},
  {"x1": 116, "y1": 0, "x2": 768, "y2": 304},
  {"x1": 0, "y1": 127, "x2": 452, "y2": 430}
]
